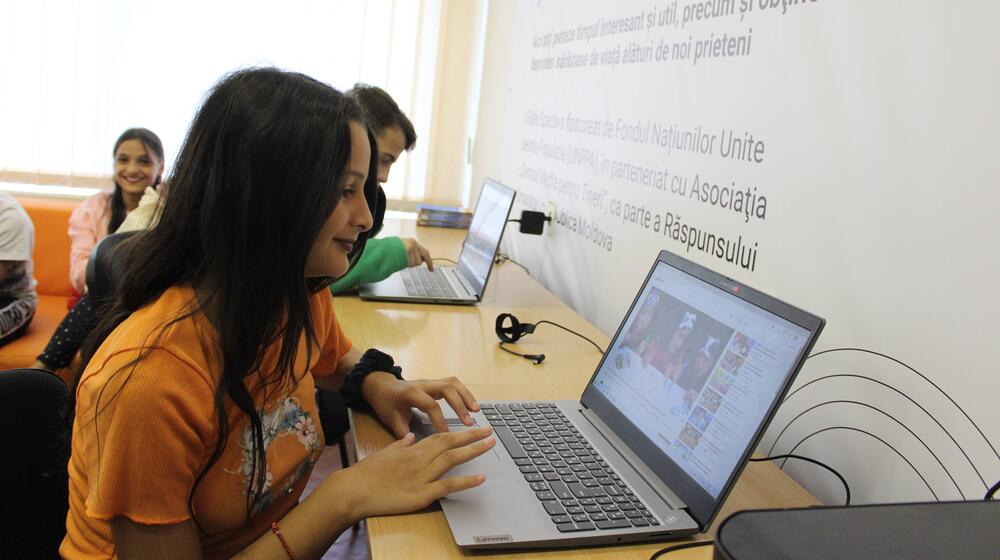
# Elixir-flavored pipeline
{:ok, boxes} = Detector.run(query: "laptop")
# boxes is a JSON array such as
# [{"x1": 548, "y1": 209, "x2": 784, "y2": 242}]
[
  {"x1": 411, "y1": 250, "x2": 825, "y2": 549},
  {"x1": 358, "y1": 178, "x2": 515, "y2": 305}
]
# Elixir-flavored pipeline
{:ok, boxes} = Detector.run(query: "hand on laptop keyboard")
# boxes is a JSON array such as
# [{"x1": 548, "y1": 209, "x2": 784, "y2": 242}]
[
  {"x1": 361, "y1": 374, "x2": 481, "y2": 438},
  {"x1": 343, "y1": 426, "x2": 496, "y2": 518},
  {"x1": 401, "y1": 237, "x2": 434, "y2": 270}
]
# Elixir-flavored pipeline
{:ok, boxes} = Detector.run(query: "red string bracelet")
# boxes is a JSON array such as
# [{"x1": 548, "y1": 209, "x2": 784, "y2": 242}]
[{"x1": 271, "y1": 522, "x2": 297, "y2": 560}]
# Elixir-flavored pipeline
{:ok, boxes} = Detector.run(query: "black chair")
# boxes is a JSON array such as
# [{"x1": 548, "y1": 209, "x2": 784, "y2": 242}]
[
  {"x1": 85, "y1": 230, "x2": 137, "y2": 305},
  {"x1": 316, "y1": 388, "x2": 352, "y2": 468},
  {"x1": 0, "y1": 368, "x2": 70, "y2": 558}
]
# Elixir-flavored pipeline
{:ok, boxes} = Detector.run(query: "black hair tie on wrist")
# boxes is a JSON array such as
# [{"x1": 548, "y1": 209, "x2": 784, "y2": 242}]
[{"x1": 339, "y1": 348, "x2": 403, "y2": 410}]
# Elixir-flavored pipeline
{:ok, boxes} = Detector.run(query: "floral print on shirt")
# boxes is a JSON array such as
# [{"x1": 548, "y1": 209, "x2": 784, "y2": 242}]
[{"x1": 230, "y1": 395, "x2": 323, "y2": 515}]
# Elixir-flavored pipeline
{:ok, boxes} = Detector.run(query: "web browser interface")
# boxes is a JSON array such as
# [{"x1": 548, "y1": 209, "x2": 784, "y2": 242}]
[{"x1": 592, "y1": 262, "x2": 810, "y2": 497}]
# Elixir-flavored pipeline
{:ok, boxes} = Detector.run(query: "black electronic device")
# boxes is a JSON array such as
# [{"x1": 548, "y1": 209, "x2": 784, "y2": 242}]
[
  {"x1": 714, "y1": 501, "x2": 1000, "y2": 559},
  {"x1": 510, "y1": 210, "x2": 550, "y2": 234}
]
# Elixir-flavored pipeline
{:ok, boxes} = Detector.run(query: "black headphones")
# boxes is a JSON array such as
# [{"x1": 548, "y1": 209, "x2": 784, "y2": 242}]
[
  {"x1": 495, "y1": 313, "x2": 546, "y2": 364},
  {"x1": 494, "y1": 313, "x2": 607, "y2": 366}
]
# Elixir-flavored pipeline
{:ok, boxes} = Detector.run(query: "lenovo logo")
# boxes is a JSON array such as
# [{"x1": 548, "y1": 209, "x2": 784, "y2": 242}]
[{"x1": 473, "y1": 534, "x2": 514, "y2": 544}]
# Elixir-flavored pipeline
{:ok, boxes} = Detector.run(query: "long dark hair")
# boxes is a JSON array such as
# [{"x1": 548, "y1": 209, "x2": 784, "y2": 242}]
[
  {"x1": 109, "y1": 128, "x2": 164, "y2": 233},
  {"x1": 71, "y1": 68, "x2": 375, "y2": 524}
]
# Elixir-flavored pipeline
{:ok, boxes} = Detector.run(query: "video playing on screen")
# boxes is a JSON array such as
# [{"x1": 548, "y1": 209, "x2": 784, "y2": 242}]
[{"x1": 592, "y1": 262, "x2": 810, "y2": 497}]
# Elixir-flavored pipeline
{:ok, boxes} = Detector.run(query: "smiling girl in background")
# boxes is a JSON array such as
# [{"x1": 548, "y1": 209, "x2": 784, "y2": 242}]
[
  {"x1": 31, "y1": 128, "x2": 164, "y2": 372},
  {"x1": 68, "y1": 128, "x2": 164, "y2": 294}
]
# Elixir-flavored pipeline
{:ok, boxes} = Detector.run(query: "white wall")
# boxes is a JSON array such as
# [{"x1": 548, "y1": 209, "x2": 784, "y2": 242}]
[{"x1": 471, "y1": 0, "x2": 1000, "y2": 505}]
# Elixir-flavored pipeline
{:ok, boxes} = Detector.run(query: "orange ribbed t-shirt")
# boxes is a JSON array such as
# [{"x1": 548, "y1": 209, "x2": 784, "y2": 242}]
[{"x1": 61, "y1": 285, "x2": 351, "y2": 559}]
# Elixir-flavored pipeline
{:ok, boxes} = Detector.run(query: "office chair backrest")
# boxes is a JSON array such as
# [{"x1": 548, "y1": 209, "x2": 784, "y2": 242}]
[
  {"x1": 85, "y1": 230, "x2": 138, "y2": 305},
  {"x1": 0, "y1": 368, "x2": 70, "y2": 557}
]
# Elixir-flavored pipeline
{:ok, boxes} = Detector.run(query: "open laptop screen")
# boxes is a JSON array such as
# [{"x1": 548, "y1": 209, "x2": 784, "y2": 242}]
[
  {"x1": 581, "y1": 251, "x2": 823, "y2": 530},
  {"x1": 455, "y1": 179, "x2": 515, "y2": 296}
]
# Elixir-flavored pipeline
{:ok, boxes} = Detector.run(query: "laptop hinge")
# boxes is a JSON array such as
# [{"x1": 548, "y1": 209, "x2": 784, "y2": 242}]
[
  {"x1": 453, "y1": 267, "x2": 477, "y2": 298},
  {"x1": 579, "y1": 408, "x2": 688, "y2": 510}
]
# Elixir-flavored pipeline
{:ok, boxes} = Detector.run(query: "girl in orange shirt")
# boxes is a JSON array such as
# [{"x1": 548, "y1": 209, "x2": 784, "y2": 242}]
[{"x1": 62, "y1": 67, "x2": 494, "y2": 559}]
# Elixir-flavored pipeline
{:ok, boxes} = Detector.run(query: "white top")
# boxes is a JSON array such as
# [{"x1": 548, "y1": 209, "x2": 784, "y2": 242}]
[{"x1": 0, "y1": 190, "x2": 37, "y2": 297}]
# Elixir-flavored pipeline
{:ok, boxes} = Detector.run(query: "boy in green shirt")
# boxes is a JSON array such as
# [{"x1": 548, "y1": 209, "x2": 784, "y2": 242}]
[{"x1": 331, "y1": 84, "x2": 433, "y2": 293}]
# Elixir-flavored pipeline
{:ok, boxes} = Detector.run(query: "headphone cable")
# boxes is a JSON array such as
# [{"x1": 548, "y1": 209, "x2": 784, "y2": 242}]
[
  {"x1": 533, "y1": 320, "x2": 605, "y2": 354},
  {"x1": 498, "y1": 342, "x2": 544, "y2": 364}
]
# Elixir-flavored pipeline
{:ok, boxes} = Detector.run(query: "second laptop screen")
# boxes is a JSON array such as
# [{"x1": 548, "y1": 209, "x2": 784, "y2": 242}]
[{"x1": 456, "y1": 182, "x2": 514, "y2": 294}]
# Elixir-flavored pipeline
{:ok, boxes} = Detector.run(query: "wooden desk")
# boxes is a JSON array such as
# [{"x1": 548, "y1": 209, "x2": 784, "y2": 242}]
[{"x1": 335, "y1": 220, "x2": 819, "y2": 559}]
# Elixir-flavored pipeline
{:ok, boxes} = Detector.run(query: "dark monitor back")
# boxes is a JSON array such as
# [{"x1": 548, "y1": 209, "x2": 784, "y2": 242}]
[{"x1": 714, "y1": 501, "x2": 1000, "y2": 560}]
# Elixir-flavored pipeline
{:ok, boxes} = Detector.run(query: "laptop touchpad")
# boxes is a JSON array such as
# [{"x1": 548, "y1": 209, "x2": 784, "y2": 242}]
[{"x1": 409, "y1": 407, "x2": 502, "y2": 467}]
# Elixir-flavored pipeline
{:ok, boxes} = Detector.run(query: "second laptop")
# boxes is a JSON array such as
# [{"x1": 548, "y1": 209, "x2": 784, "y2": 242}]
[{"x1": 359, "y1": 177, "x2": 516, "y2": 305}]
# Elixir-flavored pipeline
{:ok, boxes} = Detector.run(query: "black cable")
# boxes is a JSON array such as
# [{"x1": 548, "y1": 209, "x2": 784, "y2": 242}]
[
  {"x1": 431, "y1": 257, "x2": 456, "y2": 265},
  {"x1": 495, "y1": 252, "x2": 530, "y2": 276},
  {"x1": 986, "y1": 479, "x2": 1000, "y2": 501},
  {"x1": 784, "y1": 426, "x2": 939, "y2": 501},
  {"x1": 750, "y1": 454, "x2": 851, "y2": 506},
  {"x1": 649, "y1": 539, "x2": 713, "y2": 559},
  {"x1": 497, "y1": 342, "x2": 544, "y2": 365},
  {"x1": 768, "y1": 346, "x2": 998, "y2": 501},
  {"x1": 804, "y1": 348, "x2": 999, "y2": 465},
  {"x1": 533, "y1": 320, "x2": 605, "y2": 354},
  {"x1": 767, "y1": 399, "x2": 964, "y2": 498},
  {"x1": 777, "y1": 372, "x2": 988, "y2": 491}
]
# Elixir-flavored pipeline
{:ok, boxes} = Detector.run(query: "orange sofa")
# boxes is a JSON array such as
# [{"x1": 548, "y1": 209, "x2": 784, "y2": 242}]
[{"x1": 0, "y1": 195, "x2": 79, "y2": 370}]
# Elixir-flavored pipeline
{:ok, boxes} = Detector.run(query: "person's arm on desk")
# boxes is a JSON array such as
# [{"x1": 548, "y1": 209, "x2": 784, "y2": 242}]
[
  {"x1": 230, "y1": 427, "x2": 493, "y2": 560},
  {"x1": 316, "y1": 345, "x2": 480, "y2": 437},
  {"x1": 110, "y1": 348, "x2": 489, "y2": 560},
  {"x1": 330, "y1": 236, "x2": 433, "y2": 293},
  {"x1": 112, "y1": 427, "x2": 494, "y2": 560}
]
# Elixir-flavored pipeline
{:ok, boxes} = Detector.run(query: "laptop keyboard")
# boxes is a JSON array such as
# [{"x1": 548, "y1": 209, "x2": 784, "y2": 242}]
[
  {"x1": 482, "y1": 402, "x2": 661, "y2": 533},
  {"x1": 401, "y1": 267, "x2": 459, "y2": 298}
]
